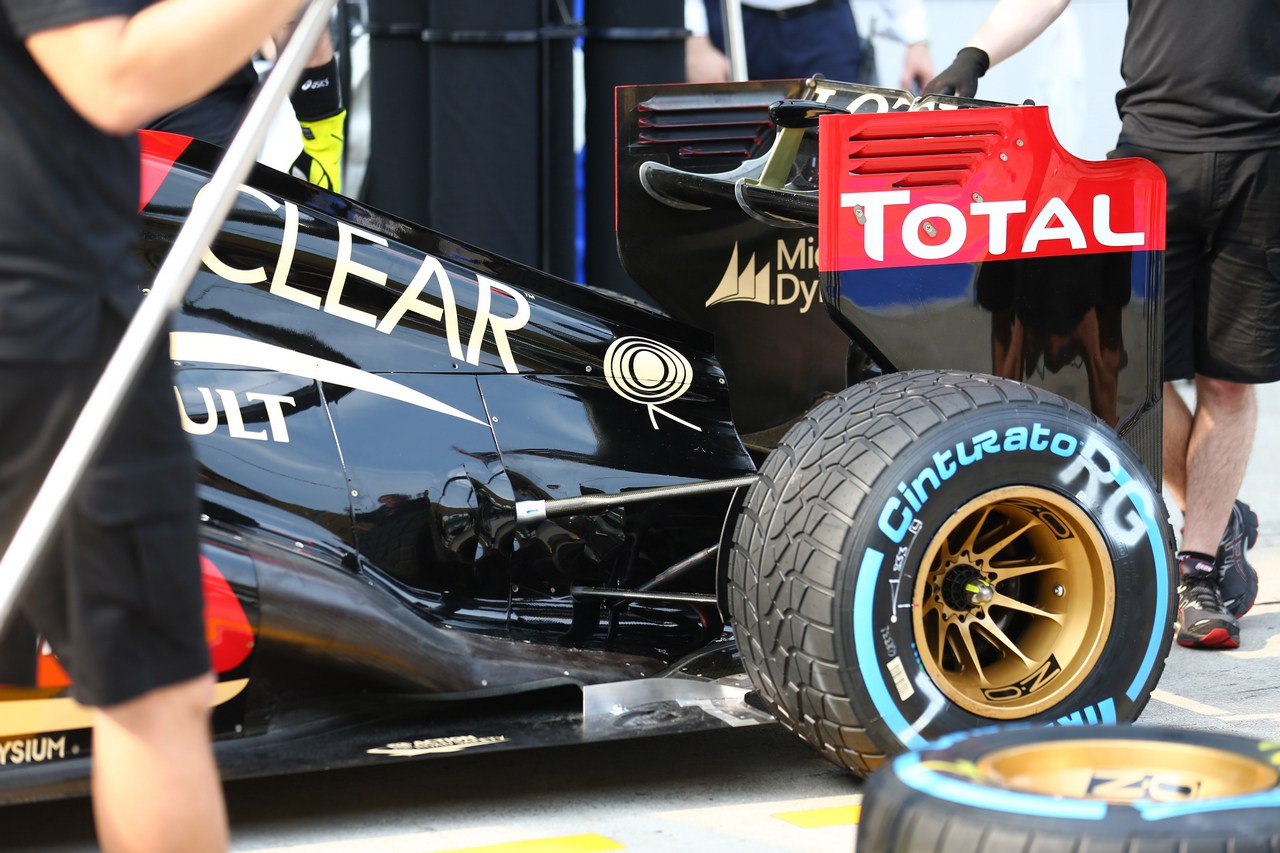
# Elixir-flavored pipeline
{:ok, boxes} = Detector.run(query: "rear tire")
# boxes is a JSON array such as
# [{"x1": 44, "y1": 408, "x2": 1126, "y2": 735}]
[{"x1": 727, "y1": 370, "x2": 1175, "y2": 774}]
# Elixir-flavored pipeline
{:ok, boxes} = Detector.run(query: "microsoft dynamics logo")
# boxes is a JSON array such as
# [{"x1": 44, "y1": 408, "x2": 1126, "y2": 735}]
[
  {"x1": 705, "y1": 240, "x2": 823, "y2": 313},
  {"x1": 705, "y1": 244, "x2": 770, "y2": 307}
]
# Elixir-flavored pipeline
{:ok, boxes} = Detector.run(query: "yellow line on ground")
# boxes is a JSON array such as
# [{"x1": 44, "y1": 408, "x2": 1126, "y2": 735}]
[
  {"x1": 439, "y1": 834, "x2": 625, "y2": 853},
  {"x1": 771, "y1": 803, "x2": 861, "y2": 828}
]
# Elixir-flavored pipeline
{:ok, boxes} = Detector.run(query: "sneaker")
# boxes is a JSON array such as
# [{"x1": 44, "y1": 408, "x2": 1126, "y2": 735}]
[
  {"x1": 1217, "y1": 500, "x2": 1260, "y2": 618},
  {"x1": 1176, "y1": 553, "x2": 1240, "y2": 649}
]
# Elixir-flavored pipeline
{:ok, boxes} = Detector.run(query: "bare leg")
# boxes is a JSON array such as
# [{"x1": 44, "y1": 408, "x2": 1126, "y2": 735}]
[
  {"x1": 91, "y1": 673, "x2": 227, "y2": 853},
  {"x1": 1179, "y1": 376, "x2": 1256, "y2": 556},
  {"x1": 1162, "y1": 380, "x2": 1193, "y2": 514}
]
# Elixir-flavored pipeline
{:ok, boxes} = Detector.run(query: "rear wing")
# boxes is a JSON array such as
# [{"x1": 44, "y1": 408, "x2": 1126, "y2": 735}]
[{"x1": 616, "y1": 78, "x2": 1165, "y2": 474}]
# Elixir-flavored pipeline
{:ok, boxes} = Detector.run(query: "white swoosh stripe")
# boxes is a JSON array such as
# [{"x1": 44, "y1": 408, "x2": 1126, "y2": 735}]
[{"x1": 170, "y1": 332, "x2": 489, "y2": 427}]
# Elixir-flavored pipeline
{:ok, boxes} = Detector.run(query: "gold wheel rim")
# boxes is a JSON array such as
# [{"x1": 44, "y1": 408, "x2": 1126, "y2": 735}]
[
  {"x1": 912, "y1": 486, "x2": 1114, "y2": 718},
  {"x1": 976, "y1": 739, "x2": 1280, "y2": 801}
]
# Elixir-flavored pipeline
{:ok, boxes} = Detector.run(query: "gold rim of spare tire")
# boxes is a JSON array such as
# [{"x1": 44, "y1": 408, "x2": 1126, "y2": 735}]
[
  {"x1": 974, "y1": 739, "x2": 1280, "y2": 801},
  {"x1": 912, "y1": 486, "x2": 1114, "y2": 718}
]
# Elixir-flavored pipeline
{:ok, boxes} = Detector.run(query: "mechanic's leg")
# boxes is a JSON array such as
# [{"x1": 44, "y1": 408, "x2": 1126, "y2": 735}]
[
  {"x1": 90, "y1": 673, "x2": 227, "y2": 853},
  {"x1": 1162, "y1": 380, "x2": 1193, "y2": 514},
  {"x1": 1179, "y1": 375, "x2": 1256, "y2": 556}
]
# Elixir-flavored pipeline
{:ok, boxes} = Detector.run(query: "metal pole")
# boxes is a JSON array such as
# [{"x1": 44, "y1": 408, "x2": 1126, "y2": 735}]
[
  {"x1": 721, "y1": 0, "x2": 748, "y2": 81},
  {"x1": 0, "y1": 0, "x2": 339, "y2": 630}
]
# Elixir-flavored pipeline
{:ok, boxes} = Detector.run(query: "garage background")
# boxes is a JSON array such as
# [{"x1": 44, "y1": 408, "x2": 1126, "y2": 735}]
[{"x1": 341, "y1": 1, "x2": 1126, "y2": 295}]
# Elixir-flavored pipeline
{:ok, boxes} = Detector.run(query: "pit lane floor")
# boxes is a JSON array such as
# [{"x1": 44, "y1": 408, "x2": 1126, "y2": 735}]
[{"x1": 6, "y1": 383, "x2": 1280, "y2": 853}]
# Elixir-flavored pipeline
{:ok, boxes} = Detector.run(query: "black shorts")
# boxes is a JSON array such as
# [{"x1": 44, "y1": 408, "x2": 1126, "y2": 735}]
[
  {"x1": 0, "y1": 310, "x2": 209, "y2": 708},
  {"x1": 1113, "y1": 143, "x2": 1280, "y2": 383}
]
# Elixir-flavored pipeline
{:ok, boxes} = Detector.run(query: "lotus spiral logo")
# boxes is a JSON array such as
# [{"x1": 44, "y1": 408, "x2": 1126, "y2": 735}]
[{"x1": 603, "y1": 337, "x2": 701, "y2": 431}]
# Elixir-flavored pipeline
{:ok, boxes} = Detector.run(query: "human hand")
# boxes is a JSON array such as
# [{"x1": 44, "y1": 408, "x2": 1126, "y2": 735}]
[
  {"x1": 923, "y1": 46, "x2": 989, "y2": 98},
  {"x1": 898, "y1": 41, "x2": 934, "y2": 94},
  {"x1": 685, "y1": 35, "x2": 730, "y2": 83}
]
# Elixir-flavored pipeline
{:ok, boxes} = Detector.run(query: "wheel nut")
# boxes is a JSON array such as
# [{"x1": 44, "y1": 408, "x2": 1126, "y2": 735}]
[{"x1": 964, "y1": 579, "x2": 994, "y2": 606}]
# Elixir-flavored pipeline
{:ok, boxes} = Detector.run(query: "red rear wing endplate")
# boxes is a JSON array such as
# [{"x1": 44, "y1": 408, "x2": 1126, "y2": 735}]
[{"x1": 818, "y1": 106, "x2": 1166, "y2": 272}]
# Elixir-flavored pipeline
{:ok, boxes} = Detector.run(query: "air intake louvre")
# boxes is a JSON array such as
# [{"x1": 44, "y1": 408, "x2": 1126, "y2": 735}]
[
  {"x1": 841, "y1": 116, "x2": 1007, "y2": 187},
  {"x1": 633, "y1": 91, "x2": 785, "y2": 160}
]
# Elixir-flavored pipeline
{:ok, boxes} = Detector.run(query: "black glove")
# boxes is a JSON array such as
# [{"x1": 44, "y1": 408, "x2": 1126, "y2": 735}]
[{"x1": 923, "y1": 47, "x2": 990, "y2": 98}]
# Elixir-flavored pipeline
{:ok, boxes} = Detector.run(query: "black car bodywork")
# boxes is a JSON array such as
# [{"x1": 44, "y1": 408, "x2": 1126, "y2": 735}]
[{"x1": 0, "y1": 78, "x2": 1173, "y2": 801}]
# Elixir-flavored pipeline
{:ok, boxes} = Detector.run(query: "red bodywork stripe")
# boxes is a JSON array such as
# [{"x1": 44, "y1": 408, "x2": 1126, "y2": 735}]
[
  {"x1": 138, "y1": 130, "x2": 192, "y2": 212},
  {"x1": 201, "y1": 554, "x2": 255, "y2": 674}
]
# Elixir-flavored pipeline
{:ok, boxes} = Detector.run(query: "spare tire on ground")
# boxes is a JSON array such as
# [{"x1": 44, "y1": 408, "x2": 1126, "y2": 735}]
[{"x1": 857, "y1": 723, "x2": 1280, "y2": 852}]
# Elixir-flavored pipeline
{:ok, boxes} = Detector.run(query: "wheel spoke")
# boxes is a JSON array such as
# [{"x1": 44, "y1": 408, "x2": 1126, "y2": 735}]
[
  {"x1": 974, "y1": 518, "x2": 1037, "y2": 564},
  {"x1": 956, "y1": 505, "x2": 996, "y2": 556},
  {"x1": 973, "y1": 617, "x2": 1037, "y2": 668},
  {"x1": 934, "y1": 620, "x2": 955, "y2": 672},
  {"x1": 954, "y1": 623, "x2": 992, "y2": 686},
  {"x1": 989, "y1": 558, "x2": 1066, "y2": 582},
  {"x1": 990, "y1": 592, "x2": 1065, "y2": 625}
]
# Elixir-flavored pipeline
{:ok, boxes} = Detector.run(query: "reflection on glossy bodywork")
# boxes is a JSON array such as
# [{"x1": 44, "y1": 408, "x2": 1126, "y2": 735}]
[{"x1": 818, "y1": 106, "x2": 1165, "y2": 436}]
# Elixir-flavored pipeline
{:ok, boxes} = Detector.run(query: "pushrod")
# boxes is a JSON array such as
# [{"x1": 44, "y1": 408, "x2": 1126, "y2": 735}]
[{"x1": 514, "y1": 475, "x2": 758, "y2": 524}]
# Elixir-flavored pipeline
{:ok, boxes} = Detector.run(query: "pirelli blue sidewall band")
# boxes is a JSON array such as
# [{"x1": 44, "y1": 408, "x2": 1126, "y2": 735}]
[{"x1": 888, "y1": 726, "x2": 1280, "y2": 826}]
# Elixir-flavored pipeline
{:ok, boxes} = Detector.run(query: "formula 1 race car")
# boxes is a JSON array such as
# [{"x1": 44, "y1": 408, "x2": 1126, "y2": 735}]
[{"x1": 0, "y1": 77, "x2": 1173, "y2": 801}]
